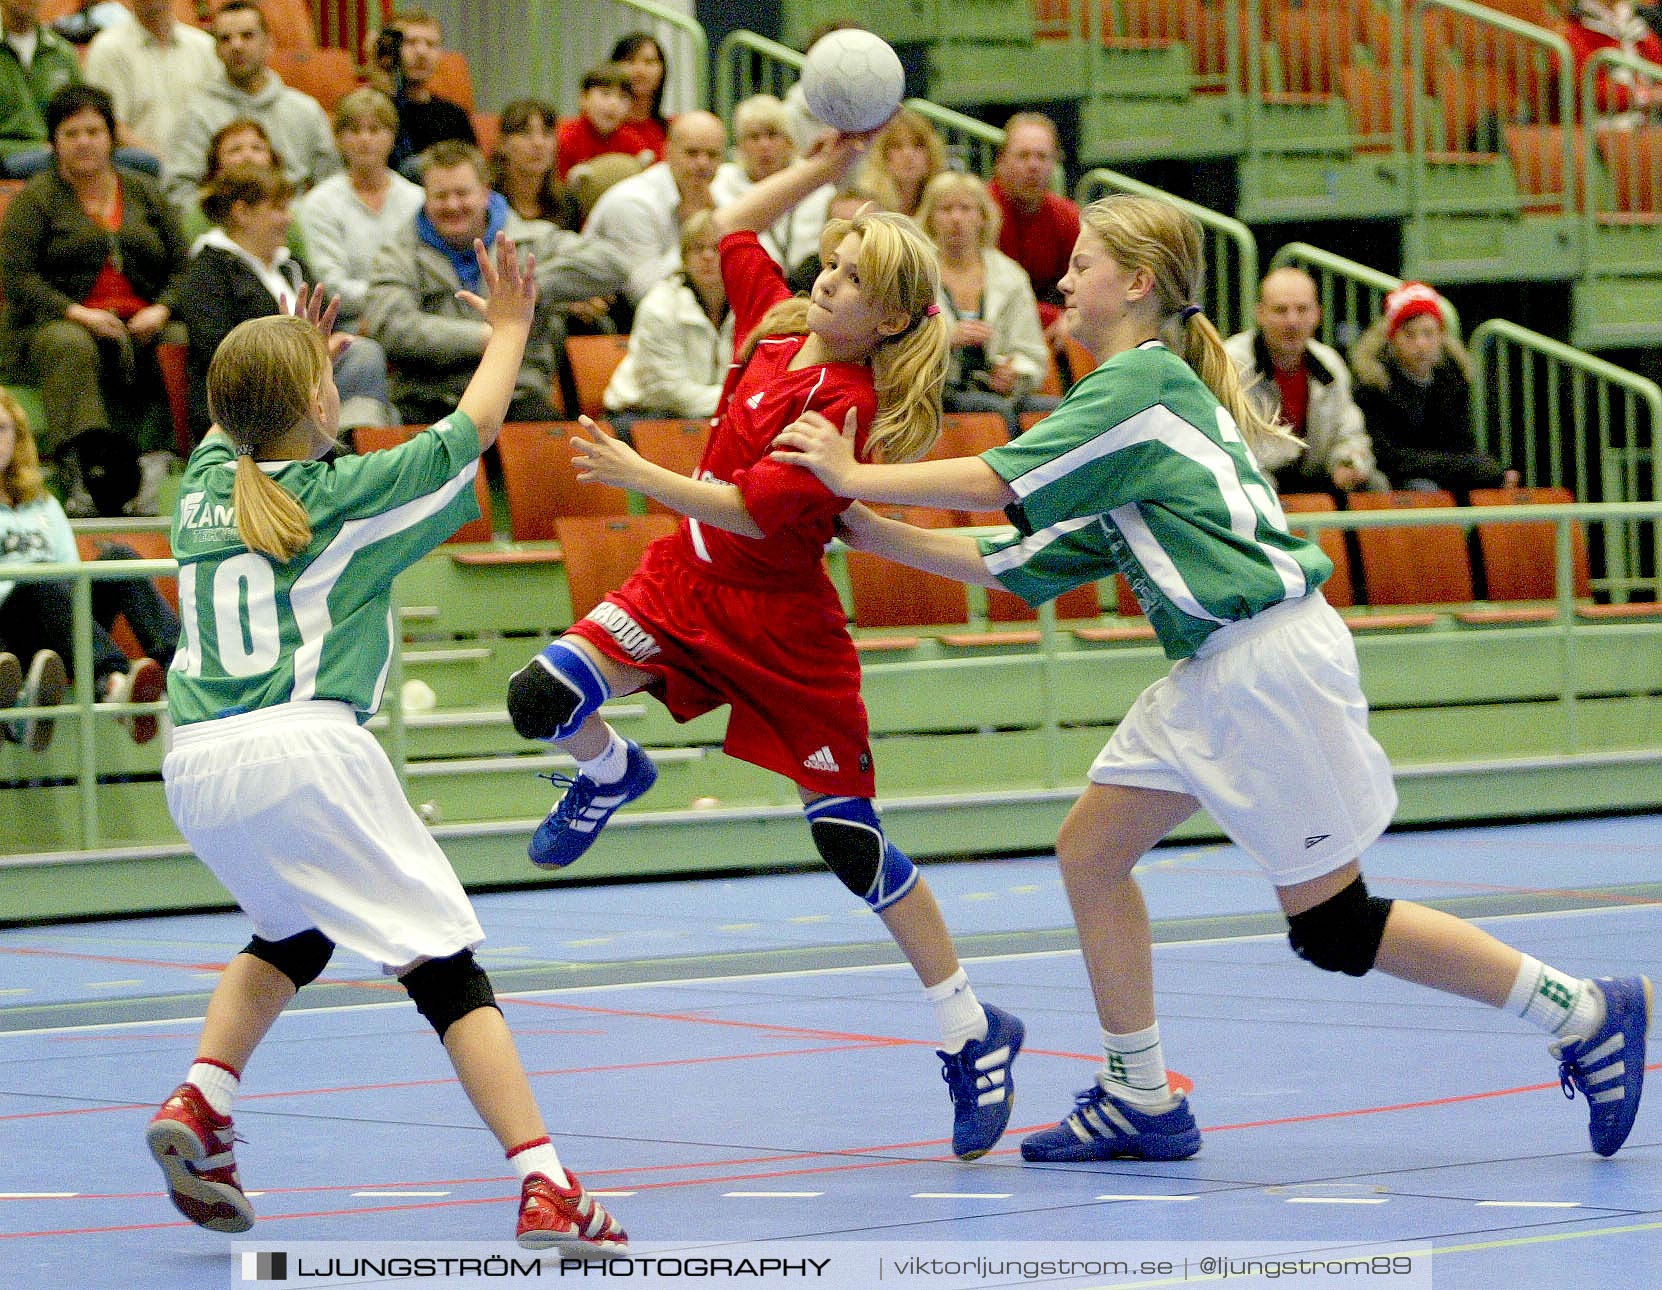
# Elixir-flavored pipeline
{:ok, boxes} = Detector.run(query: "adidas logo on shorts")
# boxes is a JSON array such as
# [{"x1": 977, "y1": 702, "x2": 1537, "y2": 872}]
[{"x1": 802, "y1": 746, "x2": 840, "y2": 773}]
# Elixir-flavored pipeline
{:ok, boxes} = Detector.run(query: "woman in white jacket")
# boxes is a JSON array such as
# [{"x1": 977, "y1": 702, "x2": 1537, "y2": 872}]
[
  {"x1": 602, "y1": 211, "x2": 733, "y2": 434},
  {"x1": 918, "y1": 172, "x2": 1058, "y2": 438}
]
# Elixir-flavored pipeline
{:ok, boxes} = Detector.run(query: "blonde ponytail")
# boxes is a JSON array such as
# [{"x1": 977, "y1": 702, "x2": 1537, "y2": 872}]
[
  {"x1": 1080, "y1": 195, "x2": 1295, "y2": 461},
  {"x1": 741, "y1": 211, "x2": 947, "y2": 464},
  {"x1": 208, "y1": 315, "x2": 330, "y2": 562}
]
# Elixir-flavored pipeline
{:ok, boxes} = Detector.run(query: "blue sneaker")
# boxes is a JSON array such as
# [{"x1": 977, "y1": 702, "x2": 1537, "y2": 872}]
[
  {"x1": 529, "y1": 741, "x2": 657, "y2": 869},
  {"x1": 1021, "y1": 1084, "x2": 1201, "y2": 1163},
  {"x1": 938, "y1": 1003, "x2": 1024, "y2": 1159},
  {"x1": 1552, "y1": 975, "x2": 1652, "y2": 1157}
]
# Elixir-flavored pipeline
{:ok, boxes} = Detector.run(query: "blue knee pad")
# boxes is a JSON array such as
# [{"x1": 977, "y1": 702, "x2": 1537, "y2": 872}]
[
  {"x1": 804, "y1": 796, "x2": 919, "y2": 913},
  {"x1": 507, "y1": 638, "x2": 610, "y2": 742}
]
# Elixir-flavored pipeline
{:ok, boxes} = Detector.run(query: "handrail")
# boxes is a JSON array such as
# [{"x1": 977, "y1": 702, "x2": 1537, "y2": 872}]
[
  {"x1": 1077, "y1": 168, "x2": 1260, "y2": 330},
  {"x1": 1269, "y1": 241, "x2": 1459, "y2": 349},
  {"x1": 713, "y1": 29, "x2": 803, "y2": 123},
  {"x1": 1580, "y1": 46, "x2": 1662, "y2": 245},
  {"x1": 1409, "y1": 0, "x2": 1574, "y2": 215}
]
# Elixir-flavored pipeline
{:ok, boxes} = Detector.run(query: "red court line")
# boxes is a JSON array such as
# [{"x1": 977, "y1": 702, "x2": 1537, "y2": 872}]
[{"x1": 0, "y1": 946, "x2": 224, "y2": 971}]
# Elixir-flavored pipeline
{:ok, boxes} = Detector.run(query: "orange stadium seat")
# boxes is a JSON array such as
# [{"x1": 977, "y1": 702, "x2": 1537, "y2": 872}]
[
  {"x1": 496, "y1": 421, "x2": 629, "y2": 541},
  {"x1": 428, "y1": 50, "x2": 476, "y2": 113},
  {"x1": 270, "y1": 47, "x2": 359, "y2": 113},
  {"x1": 564, "y1": 334, "x2": 631, "y2": 419},
  {"x1": 1281, "y1": 492, "x2": 1355, "y2": 608},
  {"x1": 554, "y1": 514, "x2": 676, "y2": 619},
  {"x1": 75, "y1": 531, "x2": 177, "y2": 660},
  {"x1": 629, "y1": 419, "x2": 712, "y2": 515},
  {"x1": 1347, "y1": 489, "x2": 1475, "y2": 605},
  {"x1": 1468, "y1": 486, "x2": 1590, "y2": 601},
  {"x1": 845, "y1": 506, "x2": 970, "y2": 629}
]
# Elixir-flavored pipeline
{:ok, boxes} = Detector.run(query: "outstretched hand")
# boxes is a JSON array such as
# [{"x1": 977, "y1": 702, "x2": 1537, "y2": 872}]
[
  {"x1": 802, "y1": 126, "x2": 884, "y2": 184},
  {"x1": 771, "y1": 407, "x2": 861, "y2": 495},
  {"x1": 571, "y1": 414, "x2": 650, "y2": 492},
  {"x1": 456, "y1": 231, "x2": 538, "y2": 330},
  {"x1": 283, "y1": 283, "x2": 352, "y2": 360}
]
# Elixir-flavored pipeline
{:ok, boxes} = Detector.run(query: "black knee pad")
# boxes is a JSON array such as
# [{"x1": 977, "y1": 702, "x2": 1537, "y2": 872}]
[
  {"x1": 507, "y1": 662, "x2": 582, "y2": 741},
  {"x1": 400, "y1": 950, "x2": 498, "y2": 1040},
  {"x1": 803, "y1": 797, "x2": 919, "y2": 913},
  {"x1": 244, "y1": 929, "x2": 335, "y2": 990},
  {"x1": 1286, "y1": 877, "x2": 1394, "y2": 977}
]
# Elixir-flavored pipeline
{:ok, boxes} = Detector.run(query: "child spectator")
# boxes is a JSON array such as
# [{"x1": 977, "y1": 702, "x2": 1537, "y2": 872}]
[{"x1": 555, "y1": 63, "x2": 650, "y2": 182}]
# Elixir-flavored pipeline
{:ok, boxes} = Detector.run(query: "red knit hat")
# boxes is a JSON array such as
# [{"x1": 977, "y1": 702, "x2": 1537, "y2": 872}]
[{"x1": 1383, "y1": 281, "x2": 1445, "y2": 338}]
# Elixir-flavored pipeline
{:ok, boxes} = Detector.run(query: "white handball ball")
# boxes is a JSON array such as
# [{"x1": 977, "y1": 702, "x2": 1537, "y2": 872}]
[
  {"x1": 418, "y1": 800, "x2": 442, "y2": 825},
  {"x1": 400, "y1": 679, "x2": 437, "y2": 712},
  {"x1": 800, "y1": 30, "x2": 905, "y2": 135}
]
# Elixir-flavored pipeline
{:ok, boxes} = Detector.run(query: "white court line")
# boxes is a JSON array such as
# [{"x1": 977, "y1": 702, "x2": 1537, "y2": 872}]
[
  {"x1": 350, "y1": 1190, "x2": 451, "y2": 1198},
  {"x1": 1475, "y1": 1200, "x2": 1581, "y2": 1208},
  {"x1": 0, "y1": 1192, "x2": 78, "y2": 1198},
  {"x1": 590, "y1": 1191, "x2": 637, "y2": 1198},
  {"x1": 1286, "y1": 1197, "x2": 1388, "y2": 1205},
  {"x1": 87, "y1": 980, "x2": 144, "y2": 989},
  {"x1": 722, "y1": 1191, "x2": 822, "y2": 1198},
  {"x1": 1096, "y1": 1194, "x2": 1196, "y2": 1202},
  {"x1": 912, "y1": 1192, "x2": 1012, "y2": 1199}
]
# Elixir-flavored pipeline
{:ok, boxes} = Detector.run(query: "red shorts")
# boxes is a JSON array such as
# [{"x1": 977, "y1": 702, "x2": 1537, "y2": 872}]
[{"x1": 565, "y1": 537, "x2": 876, "y2": 797}]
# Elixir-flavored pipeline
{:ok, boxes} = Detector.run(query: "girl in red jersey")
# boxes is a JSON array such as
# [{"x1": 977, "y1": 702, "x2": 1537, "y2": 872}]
[{"x1": 505, "y1": 132, "x2": 1025, "y2": 1161}]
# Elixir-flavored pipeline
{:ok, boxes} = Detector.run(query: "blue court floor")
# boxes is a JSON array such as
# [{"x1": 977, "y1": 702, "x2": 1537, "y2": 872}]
[{"x1": 0, "y1": 814, "x2": 1658, "y2": 1288}]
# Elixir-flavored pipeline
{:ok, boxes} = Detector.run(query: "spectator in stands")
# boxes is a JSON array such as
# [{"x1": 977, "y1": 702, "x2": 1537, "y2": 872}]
[
  {"x1": 0, "y1": 84, "x2": 187, "y2": 516},
  {"x1": 1351, "y1": 281, "x2": 1518, "y2": 497},
  {"x1": 1224, "y1": 266, "x2": 1385, "y2": 497},
  {"x1": 918, "y1": 171, "x2": 1057, "y2": 438},
  {"x1": 712, "y1": 92, "x2": 828, "y2": 274},
  {"x1": 989, "y1": 112, "x2": 1079, "y2": 358},
  {"x1": 175, "y1": 163, "x2": 395, "y2": 439},
  {"x1": 785, "y1": 184, "x2": 879, "y2": 295},
  {"x1": 0, "y1": 0, "x2": 161, "y2": 179},
  {"x1": 163, "y1": 0, "x2": 339, "y2": 210},
  {"x1": 609, "y1": 31, "x2": 670, "y2": 160},
  {"x1": 584, "y1": 110, "x2": 725, "y2": 304},
  {"x1": 0, "y1": 389, "x2": 172, "y2": 751},
  {"x1": 178, "y1": 117, "x2": 310, "y2": 264},
  {"x1": 1564, "y1": 1, "x2": 1662, "y2": 115},
  {"x1": 601, "y1": 210, "x2": 732, "y2": 429},
  {"x1": 493, "y1": 97, "x2": 579, "y2": 229},
  {"x1": 376, "y1": 9, "x2": 475, "y2": 177},
  {"x1": 83, "y1": 0, "x2": 219, "y2": 167},
  {"x1": 363, "y1": 139, "x2": 630, "y2": 426},
  {"x1": 296, "y1": 88, "x2": 423, "y2": 330},
  {"x1": 555, "y1": 62, "x2": 651, "y2": 182},
  {"x1": 859, "y1": 108, "x2": 946, "y2": 219}
]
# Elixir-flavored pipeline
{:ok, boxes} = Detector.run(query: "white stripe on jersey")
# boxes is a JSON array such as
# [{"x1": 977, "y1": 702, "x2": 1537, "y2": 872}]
[
  {"x1": 289, "y1": 459, "x2": 479, "y2": 703},
  {"x1": 1005, "y1": 403, "x2": 1307, "y2": 610},
  {"x1": 982, "y1": 514, "x2": 1100, "y2": 577},
  {"x1": 1110, "y1": 502, "x2": 1227, "y2": 624}
]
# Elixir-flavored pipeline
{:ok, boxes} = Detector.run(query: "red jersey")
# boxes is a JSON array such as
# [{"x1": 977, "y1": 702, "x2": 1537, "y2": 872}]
[
  {"x1": 672, "y1": 230, "x2": 879, "y2": 593},
  {"x1": 555, "y1": 115, "x2": 665, "y2": 179},
  {"x1": 989, "y1": 179, "x2": 1080, "y2": 329}
]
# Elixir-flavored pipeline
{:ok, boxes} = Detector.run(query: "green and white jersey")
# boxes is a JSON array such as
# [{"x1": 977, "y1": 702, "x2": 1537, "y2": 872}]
[
  {"x1": 978, "y1": 341, "x2": 1330, "y2": 660},
  {"x1": 168, "y1": 414, "x2": 483, "y2": 726}
]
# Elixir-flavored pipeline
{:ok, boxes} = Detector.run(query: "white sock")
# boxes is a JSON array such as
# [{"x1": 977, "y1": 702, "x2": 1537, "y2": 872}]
[
  {"x1": 1506, "y1": 955, "x2": 1604, "y2": 1038},
  {"x1": 1098, "y1": 1023, "x2": 1174, "y2": 1108},
  {"x1": 576, "y1": 727, "x2": 628, "y2": 784},
  {"x1": 507, "y1": 1136, "x2": 569, "y2": 1188},
  {"x1": 924, "y1": 968, "x2": 987, "y2": 1053},
  {"x1": 187, "y1": 1059, "x2": 240, "y2": 1118}
]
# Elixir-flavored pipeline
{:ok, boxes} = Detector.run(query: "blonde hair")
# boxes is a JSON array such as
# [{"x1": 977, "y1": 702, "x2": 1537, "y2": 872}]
[
  {"x1": 207, "y1": 316, "x2": 330, "y2": 562},
  {"x1": 915, "y1": 171, "x2": 1001, "y2": 250},
  {"x1": 334, "y1": 86, "x2": 398, "y2": 135},
  {"x1": 741, "y1": 211, "x2": 945, "y2": 464},
  {"x1": 732, "y1": 93, "x2": 791, "y2": 141},
  {"x1": 1079, "y1": 194, "x2": 1292, "y2": 459},
  {"x1": 860, "y1": 108, "x2": 947, "y2": 217},
  {"x1": 0, "y1": 389, "x2": 47, "y2": 506}
]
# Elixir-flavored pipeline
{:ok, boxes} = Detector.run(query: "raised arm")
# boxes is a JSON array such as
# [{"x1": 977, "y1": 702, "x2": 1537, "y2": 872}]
[
  {"x1": 711, "y1": 130, "x2": 870, "y2": 242},
  {"x1": 454, "y1": 232, "x2": 539, "y2": 450},
  {"x1": 570, "y1": 416, "x2": 763, "y2": 537}
]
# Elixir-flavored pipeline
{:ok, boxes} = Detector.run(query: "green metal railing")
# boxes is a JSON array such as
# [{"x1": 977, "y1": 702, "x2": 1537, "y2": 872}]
[
  {"x1": 1078, "y1": 168, "x2": 1260, "y2": 334},
  {"x1": 1270, "y1": 241, "x2": 1457, "y2": 352},
  {"x1": 1471, "y1": 319, "x2": 1661, "y2": 594},
  {"x1": 1580, "y1": 47, "x2": 1662, "y2": 269}
]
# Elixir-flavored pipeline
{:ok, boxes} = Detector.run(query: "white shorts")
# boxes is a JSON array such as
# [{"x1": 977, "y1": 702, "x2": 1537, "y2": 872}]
[
  {"x1": 1090, "y1": 593, "x2": 1397, "y2": 886},
  {"x1": 163, "y1": 702, "x2": 484, "y2": 971}
]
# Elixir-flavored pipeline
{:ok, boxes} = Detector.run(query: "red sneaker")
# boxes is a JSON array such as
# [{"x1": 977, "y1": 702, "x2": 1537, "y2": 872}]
[
  {"x1": 145, "y1": 1083, "x2": 254, "y2": 1233},
  {"x1": 515, "y1": 1170, "x2": 628, "y2": 1257}
]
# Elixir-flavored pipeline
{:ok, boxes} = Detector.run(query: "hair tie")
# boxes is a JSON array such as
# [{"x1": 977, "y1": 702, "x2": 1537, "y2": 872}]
[
  {"x1": 234, "y1": 441, "x2": 257, "y2": 458},
  {"x1": 924, "y1": 303, "x2": 940, "y2": 318},
  {"x1": 1179, "y1": 303, "x2": 1203, "y2": 322}
]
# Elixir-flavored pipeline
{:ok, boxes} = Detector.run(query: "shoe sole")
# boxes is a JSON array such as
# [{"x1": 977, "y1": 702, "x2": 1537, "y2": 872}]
[
  {"x1": 516, "y1": 1229, "x2": 630, "y2": 1258},
  {"x1": 125, "y1": 661, "x2": 164, "y2": 745},
  {"x1": 22, "y1": 653, "x2": 66, "y2": 754},
  {"x1": 145, "y1": 1118, "x2": 254, "y2": 1233}
]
